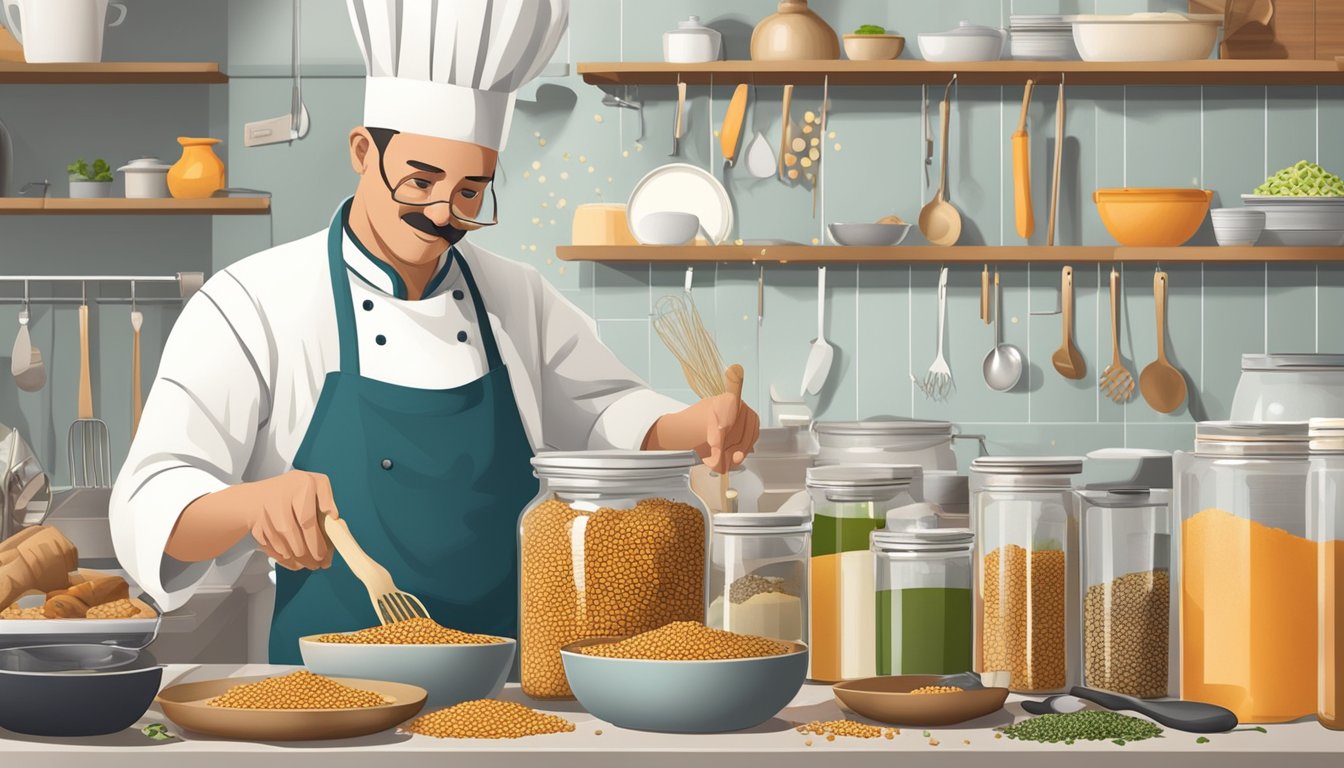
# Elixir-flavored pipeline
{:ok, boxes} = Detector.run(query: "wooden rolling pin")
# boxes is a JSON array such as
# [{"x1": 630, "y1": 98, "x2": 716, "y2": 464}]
[{"x1": 0, "y1": 526, "x2": 79, "y2": 609}]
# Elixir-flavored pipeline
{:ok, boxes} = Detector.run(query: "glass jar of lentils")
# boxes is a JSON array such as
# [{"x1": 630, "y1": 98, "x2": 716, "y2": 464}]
[
  {"x1": 1076, "y1": 488, "x2": 1174, "y2": 699},
  {"x1": 972, "y1": 456, "x2": 1084, "y2": 694},
  {"x1": 519, "y1": 451, "x2": 710, "y2": 699}
]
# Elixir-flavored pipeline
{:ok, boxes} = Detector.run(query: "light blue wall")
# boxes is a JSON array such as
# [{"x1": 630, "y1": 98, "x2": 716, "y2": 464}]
[{"x1": 3, "y1": 0, "x2": 1343, "y2": 481}]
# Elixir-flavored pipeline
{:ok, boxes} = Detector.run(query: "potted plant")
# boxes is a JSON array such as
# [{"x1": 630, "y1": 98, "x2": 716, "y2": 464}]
[{"x1": 68, "y1": 158, "x2": 114, "y2": 198}]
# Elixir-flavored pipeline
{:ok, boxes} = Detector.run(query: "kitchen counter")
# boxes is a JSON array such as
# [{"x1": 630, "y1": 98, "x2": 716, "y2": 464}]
[{"x1": 2, "y1": 664, "x2": 1340, "y2": 767}]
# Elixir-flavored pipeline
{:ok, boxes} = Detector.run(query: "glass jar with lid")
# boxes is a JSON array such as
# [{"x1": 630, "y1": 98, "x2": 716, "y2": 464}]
[
  {"x1": 519, "y1": 450, "x2": 710, "y2": 699},
  {"x1": 1174, "y1": 422, "x2": 1314, "y2": 723},
  {"x1": 1231, "y1": 353, "x2": 1344, "y2": 421},
  {"x1": 1308, "y1": 419, "x2": 1344, "y2": 730},
  {"x1": 806, "y1": 463, "x2": 920, "y2": 682},
  {"x1": 872, "y1": 528, "x2": 974, "y2": 676},
  {"x1": 971, "y1": 456, "x2": 1084, "y2": 693},
  {"x1": 708, "y1": 511, "x2": 810, "y2": 645},
  {"x1": 1077, "y1": 488, "x2": 1174, "y2": 699},
  {"x1": 813, "y1": 420, "x2": 957, "y2": 472}
]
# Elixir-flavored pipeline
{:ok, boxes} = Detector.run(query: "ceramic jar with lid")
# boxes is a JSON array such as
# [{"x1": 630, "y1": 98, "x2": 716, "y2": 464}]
[
  {"x1": 1076, "y1": 488, "x2": 1174, "y2": 699},
  {"x1": 872, "y1": 528, "x2": 974, "y2": 676},
  {"x1": 918, "y1": 21, "x2": 1008, "y2": 62},
  {"x1": 750, "y1": 0, "x2": 839, "y2": 61},
  {"x1": 813, "y1": 419, "x2": 957, "y2": 472},
  {"x1": 971, "y1": 456, "x2": 1084, "y2": 693},
  {"x1": 117, "y1": 157, "x2": 171, "y2": 199},
  {"x1": 1174, "y1": 422, "x2": 1314, "y2": 722},
  {"x1": 663, "y1": 16, "x2": 721, "y2": 63},
  {"x1": 518, "y1": 450, "x2": 710, "y2": 699},
  {"x1": 1231, "y1": 354, "x2": 1344, "y2": 422},
  {"x1": 806, "y1": 463, "x2": 919, "y2": 682},
  {"x1": 708, "y1": 511, "x2": 810, "y2": 645},
  {"x1": 1309, "y1": 418, "x2": 1344, "y2": 730}
]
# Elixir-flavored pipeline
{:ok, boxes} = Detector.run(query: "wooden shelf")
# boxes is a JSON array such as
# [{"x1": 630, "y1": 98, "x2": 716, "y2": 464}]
[
  {"x1": 0, "y1": 62, "x2": 226, "y2": 84},
  {"x1": 0, "y1": 197, "x2": 269, "y2": 215},
  {"x1": 557, "y1": 245, "x2": 1344, "y2": 264},
  {"x1": 579, "y1": 58, "x2": 1344, "y2": 87}
]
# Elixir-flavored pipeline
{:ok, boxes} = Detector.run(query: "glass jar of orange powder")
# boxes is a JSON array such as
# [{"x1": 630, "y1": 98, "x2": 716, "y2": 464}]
[
  {"x1": 1309, "y1": 418, "x2": 1344, "y2": 730},
  {"x1": 1174, "y1": 421, "x2": 1315, "y2": 723}
]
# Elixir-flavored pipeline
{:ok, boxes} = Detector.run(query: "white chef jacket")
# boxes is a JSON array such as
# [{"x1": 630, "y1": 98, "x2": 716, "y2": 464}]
[{"x1": 110, "y1": 214, "x2": 684, "y2": 612}]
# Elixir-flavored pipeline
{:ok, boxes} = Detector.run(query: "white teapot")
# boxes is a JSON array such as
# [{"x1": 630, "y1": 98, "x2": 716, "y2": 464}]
[{"x1": 2, "y1": 0, "x2": 127, "y2": 63}]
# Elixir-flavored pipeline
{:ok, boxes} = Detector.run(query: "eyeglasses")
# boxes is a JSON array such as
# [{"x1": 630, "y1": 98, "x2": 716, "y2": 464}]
[{"x1": 375, "y1": 146, "x2": 499, "y2": 230}]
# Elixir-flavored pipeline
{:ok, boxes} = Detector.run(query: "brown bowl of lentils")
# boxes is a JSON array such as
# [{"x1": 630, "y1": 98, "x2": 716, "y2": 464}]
[
  {"x1": 832, "y1": 675, "x2": 1009, "y2": 727},
  {"x1": 299, "y1": 618, "x2": 516, "y2": 708}
]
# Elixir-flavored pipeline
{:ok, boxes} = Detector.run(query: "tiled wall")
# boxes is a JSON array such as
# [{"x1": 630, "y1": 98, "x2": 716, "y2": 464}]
[{"x1": 4, "y1": 0, "x2": 1344, "y2": 480}]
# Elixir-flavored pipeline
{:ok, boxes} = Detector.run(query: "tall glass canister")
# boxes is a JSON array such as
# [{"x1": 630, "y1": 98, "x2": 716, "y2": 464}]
[
  {"x1": 872, "y1": 528, "x2": 974, "y2": 676},
  {"x1": 1077, "y1": 489, "x2": 1174, "y2": 699},
  {"x1": 708, "y1": 511, "x2": 811, "y2": 645},
  {"x1": 806, "y1": 464, "x2": 919, "y2": 682},
  {"x1": 1174, "y1": 422, "x2": 1314, "y2": 723},
  {"x1": 1309, "y1": 418, "x2": 1344, "y2": 730},
  {"x1": 972, "y1": 456, "x2": 1084, "y2": 694}
]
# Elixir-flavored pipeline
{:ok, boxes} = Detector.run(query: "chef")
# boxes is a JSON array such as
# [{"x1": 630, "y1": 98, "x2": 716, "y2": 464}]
[{"x1": 110, "y1": 0, "x2": 758, "y2": 664}]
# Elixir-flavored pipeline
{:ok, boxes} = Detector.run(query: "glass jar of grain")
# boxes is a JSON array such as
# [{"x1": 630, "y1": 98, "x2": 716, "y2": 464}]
[
  {"x1": 1309, "y1": 418, "x2": 1344, "y2": 730},
  {"x1": 1076, "y1": 488, "x2": 1174, "y2": 699},
  {"x1": 1174, "y1": 421, "x2": 1313, "y2": 723},
  {"x1": 872, "y1": 528, "x2": 974, "y2": 676},
  {"x1": 971, "y1": 456, "x2": 1084, "y2": 694},
  {"x1": 708, "y1": 511, "x2": 811, "y2": 645},
  {"x1": 519, "y1": 450, "x2": 709, "y2": 699},
  {"x1": 806, "y1": 463, "x2": 920, "y2": 683}
]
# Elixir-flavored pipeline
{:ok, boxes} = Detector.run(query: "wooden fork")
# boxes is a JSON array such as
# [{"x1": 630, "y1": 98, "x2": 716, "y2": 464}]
[
  {"x1": 322, "y1": 516, "x2": 429, "y2": 625},
  {"x1": 1099, "y1": 268, "x2": 1135, "y2": 402}
]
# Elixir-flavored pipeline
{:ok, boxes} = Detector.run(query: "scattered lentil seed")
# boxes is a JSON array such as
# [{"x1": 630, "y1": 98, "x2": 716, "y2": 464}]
[
  {"x1": 922, "y1": 730, "x2": 930, "y2": 737},
  {"x1": 929, "y1": 738, "x2": 940, "y2": 746},
  {"x1": 207, "y1": 671, "x2": 386, "y2": 710},
  {"x1": 884, "y1": 730, "x2": 895, "y2": 740},
  {"x1": 796, "y1": 720, "x2": 885, "y2": 738},
  {"x1": 910, "y1": 685, "x2": 963, "y2": 695},
  {"x1": 826, "y1": 734, "x2": 836, "y2": 742},
  {"x1": 999, "y1": 712, "x2": 1163, "y2": 744},
  {"x1": 403, "y1": 699, "x2": 575, "y2": 739},
  {"x1": 594, "y1": 729, "x2": 603, "y2": 736},
  {"x1": 313, "y1": 617, "x2": 504, "y2": 645},
  {"x1": 1196, "y1": 736, "x2": 1210, "y2": 744},
  {"x1": 577, "y1": 621, "x2": 791, "y2": 661},
  {"x1": 804, "y1": 739, "x2": 813, "y2": 747},
  {"x1": 963, "y1": 739, "x2": 971, "y2": 745}
]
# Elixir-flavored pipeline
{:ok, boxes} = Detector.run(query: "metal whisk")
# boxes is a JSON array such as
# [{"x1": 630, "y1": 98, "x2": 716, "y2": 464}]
[{"x1": 68, "y1": 284, "x2": 110, "y2": 487}]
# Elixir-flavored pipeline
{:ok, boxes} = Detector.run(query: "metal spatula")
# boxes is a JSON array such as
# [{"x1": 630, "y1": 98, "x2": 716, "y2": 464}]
[
  {"x1": 68, "y1": 293, "x2": 110, "y2": 488},
  {"x1": 322, "y1": 516, "x2": 429, "y2": 625}
]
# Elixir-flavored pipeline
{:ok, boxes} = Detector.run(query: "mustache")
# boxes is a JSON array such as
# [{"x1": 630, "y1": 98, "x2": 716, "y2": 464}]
[{"x1": 401, "y1": 212, "x2": 468, "y2": 245}]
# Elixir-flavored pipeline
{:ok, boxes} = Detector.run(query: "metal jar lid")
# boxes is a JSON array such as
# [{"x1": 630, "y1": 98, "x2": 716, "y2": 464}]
[
  {"x1": 814, "y1": 419, "x2": 953, "y2": 438},
  {"x1": 1076, "y1": 488, "x2": 1171, "y2": 508},
  {"x1": 1309, "y1": 417, "x2": 1344, "y2": 453},
  {"x1": 1193, "y1": 421, "x2": 1309, "y2": 457},
  {"x1": 806, "y1": 463, "x2": 919, "y2": 489},
  {"x1": 871, "y1": 527, "x2": 974, "y2": 552},
  {"x1": 970, "y1": 456, "x2": 1084, "y2": 476},
  {"x1": 531, "y1": 450, "x2": 699, "y2": 477},
  {"x1": 713, "y1": 511, "x2": 811, "y2": 531},
  {"x1": 1241, "y1": 353, "x2": 1344, "y2": 372}
]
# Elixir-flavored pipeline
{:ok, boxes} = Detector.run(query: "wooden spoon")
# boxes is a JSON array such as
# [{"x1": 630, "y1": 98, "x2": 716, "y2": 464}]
[
  {"x1": 919, "y1": 96, "x2": 961, "y2": 246},
  {"x1": 1139, "y1": 271, "x2": 1187, "y2": 413},
  {"x1": 719, "y1": 364, "x2": 745, "y2": 511},
  {"x1": 1051, "y1": 266, "x2": 1085, "y2": 380}
]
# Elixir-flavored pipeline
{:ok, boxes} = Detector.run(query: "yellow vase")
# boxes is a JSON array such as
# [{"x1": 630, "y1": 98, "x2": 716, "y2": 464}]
[{"x1": 167, "y1": 137, "x2": 225, "y2": 199}]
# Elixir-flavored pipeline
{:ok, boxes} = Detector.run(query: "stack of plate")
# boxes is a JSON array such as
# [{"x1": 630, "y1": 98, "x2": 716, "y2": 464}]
[
  {"x1": 1240, "y1": 195, "x2": 1344, "y2": 246},
  {"x1": 1009, "y1": 15, "x2": 1079, "y2": 60}
]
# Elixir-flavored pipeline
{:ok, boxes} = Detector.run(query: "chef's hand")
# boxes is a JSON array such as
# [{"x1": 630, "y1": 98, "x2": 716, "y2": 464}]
[
  {"x1": 168, "y1": 470, "x2": 339, "y2": 571},
  {"x1": 643, "y1": 395, "x2": 760, "y2": 473}
]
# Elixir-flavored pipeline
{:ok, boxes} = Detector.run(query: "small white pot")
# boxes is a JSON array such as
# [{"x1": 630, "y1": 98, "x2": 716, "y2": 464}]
[
  {"x1": 118, "y1": 157, "x2": 172, "y2": 198},
  {"x1": 68, "y1": 179, "x2": 112, "y2": 198},
  {"x1": 918, "y1": 20, "x2": 1007, "y2": 62},
  {"x1": 663, "y1": 16, "x2": 721, "y2": 63}
]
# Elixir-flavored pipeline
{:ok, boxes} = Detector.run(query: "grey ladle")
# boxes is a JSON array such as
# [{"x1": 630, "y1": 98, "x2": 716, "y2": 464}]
[
  {"x1": 983, "y1": 271, "x2": 1023, "y2": 392},
  {"x1": 1023, "y1": 687, "x2": 1239, "y2": 734}
]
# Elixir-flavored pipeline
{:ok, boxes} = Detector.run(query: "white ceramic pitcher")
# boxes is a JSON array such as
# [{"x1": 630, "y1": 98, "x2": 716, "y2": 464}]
[{"x1": 2, "y1": 0, "x2": 127, "y2": 63}]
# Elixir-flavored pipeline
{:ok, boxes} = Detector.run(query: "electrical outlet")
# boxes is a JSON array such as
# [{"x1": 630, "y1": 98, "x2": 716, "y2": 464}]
[{"x1": 244, "y1": 115, "x2": 294, "y2": 148}]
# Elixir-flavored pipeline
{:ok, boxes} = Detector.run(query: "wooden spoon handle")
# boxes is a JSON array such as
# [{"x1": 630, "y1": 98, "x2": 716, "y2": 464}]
[
  {"x1": 1048, "y1": 82, "x2": 1065, "y2": 247},
  {"x1": 322, "y1": 516, "x2": 391, "y2": 587},
  {"x1": 131, "y1": 324, "x2": 142, "y2": 437},
  {"x1": 938, "y1": 96, "x2": 951, "y2": 201},
  {"x1": 78, "y1": 304, "x2": 93, "y2": 419},
  {"x1": 1017, "y1": 79, "x2": 1034, "y2": 133},
  {"x1": 981, "y1": 265, "x2": 990, "y2": 324},
  {"x1": 778, "y1": 84, "x2": 793, "y2": 179},
  {"x1": 1154, "y1": 271, "x2": 1169, "y2": 362},
  {"x1": 1061, "y1": 266, "x2": 1074, "y2": 345}
]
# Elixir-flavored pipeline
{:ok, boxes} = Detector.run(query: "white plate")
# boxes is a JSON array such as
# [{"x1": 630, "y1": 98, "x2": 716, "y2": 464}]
[{"x1": 627, "y1": 163, "x2": 733, "y2": 245}]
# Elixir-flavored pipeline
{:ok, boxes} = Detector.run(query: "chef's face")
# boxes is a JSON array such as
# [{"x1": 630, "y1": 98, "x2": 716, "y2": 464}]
[{"x1": 350, "y1": 128, "x2": 499, "y2": 264}]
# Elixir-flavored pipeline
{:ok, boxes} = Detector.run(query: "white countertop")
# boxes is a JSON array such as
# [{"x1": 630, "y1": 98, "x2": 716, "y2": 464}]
[{"x1": 2, "y1": 664, "x2": 1341, "y2": 767}]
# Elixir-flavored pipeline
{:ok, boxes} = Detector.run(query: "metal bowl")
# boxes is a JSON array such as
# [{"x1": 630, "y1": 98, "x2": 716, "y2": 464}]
[
  {"x1": 828, "y1": 222, "x2": 911, "y2": 247},
  {"x1": 0, "y1": 644, "x2": 163, "y2": 736}
]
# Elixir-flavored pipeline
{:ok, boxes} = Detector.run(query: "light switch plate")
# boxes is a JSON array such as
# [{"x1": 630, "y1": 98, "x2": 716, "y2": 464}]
[{"x1": 244, "y1": 115, "x2": 293, "y2": 147}]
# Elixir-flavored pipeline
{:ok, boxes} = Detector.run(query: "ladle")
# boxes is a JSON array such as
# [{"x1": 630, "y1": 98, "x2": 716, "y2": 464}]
[
  {"x1": 982, "y1": 271, "x2": 1023, "y2": 392},
  {"x1": 918, "y1": 79, "x2": 961, "y2": 246}
]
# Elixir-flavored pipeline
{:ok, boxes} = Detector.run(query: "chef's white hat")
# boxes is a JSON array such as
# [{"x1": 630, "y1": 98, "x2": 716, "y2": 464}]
[{"x1": 347, "y1": 0, "x2": 568, "y2": 151}]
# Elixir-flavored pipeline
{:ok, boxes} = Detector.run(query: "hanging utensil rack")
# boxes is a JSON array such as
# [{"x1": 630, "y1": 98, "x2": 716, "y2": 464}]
[{"x1": 0, "y1": 273, "x2": 203, "y2": 305}]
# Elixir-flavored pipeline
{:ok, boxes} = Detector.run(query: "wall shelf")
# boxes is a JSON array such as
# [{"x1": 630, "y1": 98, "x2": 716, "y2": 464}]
[
  {"x1": 0, "y1": 198, "x2": 269, "y2": 215},
  {"x1": 0, "y1": 62, "x2": 227, "y2": 84},
  {"x1": 578, "y1": 58, "x2": 1344, "y2": 87},
  {"x1": 557, "y1": 245, "x2": 1344, "y2": 264}
]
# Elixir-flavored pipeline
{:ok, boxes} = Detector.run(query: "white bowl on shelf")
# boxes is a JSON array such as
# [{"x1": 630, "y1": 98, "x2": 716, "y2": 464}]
[
  {"x1": 1240, "y1": 195, "x2": 1344, "y2": 245},
  {"x1": 635, "y1": 212, "x2": 707, "y2": 246},
  {"x1": 1210, "y1": 208, "x2": 1265, "y2": 246},
  {"x1": 1066, "y1": 12, "x2": 1222, "y2": 62},
  {"x1": 828, "y1": 222, "x2": 911, "y2": 247}
]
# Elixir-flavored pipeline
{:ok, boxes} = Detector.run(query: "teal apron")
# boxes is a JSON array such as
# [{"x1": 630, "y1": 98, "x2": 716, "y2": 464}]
[{"x1": 268, "y1": 201, "x2": 538, "y2": 663}]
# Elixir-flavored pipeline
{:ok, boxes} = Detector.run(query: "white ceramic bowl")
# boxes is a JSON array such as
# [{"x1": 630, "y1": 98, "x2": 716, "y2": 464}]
[
  {"x1": 299, "y1": 635, "x2": 515, "y2": 707},
  {"x1": 828, "y1": 222, "x2": 911, "y2": 247},
  {"x1": 1067, "y1": 13, "x2": 1221, "y2": 62},
  {"x1": 635, "y1": 211, "x2": 703, "y2": 245},
  {"x1": 918, "y1": 22, "x2": 1005, "y2": 62},
  {"x1": 1240, "y1": 196, "x2": 1344, "y2": 245}
]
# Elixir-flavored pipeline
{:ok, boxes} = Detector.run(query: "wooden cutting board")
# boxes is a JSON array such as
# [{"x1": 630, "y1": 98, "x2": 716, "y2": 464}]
[{"x1": 1191, "y1": 0, "x2": 1333, "y2": 60}]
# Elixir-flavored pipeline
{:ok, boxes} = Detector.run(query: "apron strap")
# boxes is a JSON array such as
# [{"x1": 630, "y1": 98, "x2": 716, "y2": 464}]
[
  {"x1": 452, "y1": 249, "x2": 505, "y2": 372},
  {"x1": 327, "y1": 199, "x2": 361, "y2": 376}
]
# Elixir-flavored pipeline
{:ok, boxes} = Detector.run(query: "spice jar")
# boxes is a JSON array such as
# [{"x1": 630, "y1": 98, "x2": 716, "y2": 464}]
[
  {"x1": 1308, "y1": 419, "x2": 1344, "y2": 730},
  {"x1": 971, "y1": 456, "x2": 1084, "y2": 693},
  {"x1": 519, "y1": 451, "x2": 709, "y2": 699},
  {"x1": 1174, "y1": 422, "x2": 1314, "y2": 723},
  {"x1": 806, "y1": 464, "x2": 919, "y2": 682},
  {"x1": 1077, "y1": 489, "x2": 1174, "y2": 699},
  {"x1": 708, "y1": 511, "x2": 810, "y2": 645},
  {"x1": 872, "y1": 528, "x2": 974, "y2": 676}
]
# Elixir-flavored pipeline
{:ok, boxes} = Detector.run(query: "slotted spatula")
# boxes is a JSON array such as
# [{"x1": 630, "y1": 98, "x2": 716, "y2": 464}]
[
  {"x1": 68, "y1": 294, "x2": 110, "y2": 487},
  {"x1": 322, "y1": 516, "x2": 429, "y2": 625},
  {"x1": 1099, "y1": 267, "x2": 1135, "y2": 402}
]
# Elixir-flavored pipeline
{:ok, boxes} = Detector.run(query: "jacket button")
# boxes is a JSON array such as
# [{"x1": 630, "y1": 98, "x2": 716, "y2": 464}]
[{"x1": 381, "y1": 458, "x2": 393, "y2": 470}]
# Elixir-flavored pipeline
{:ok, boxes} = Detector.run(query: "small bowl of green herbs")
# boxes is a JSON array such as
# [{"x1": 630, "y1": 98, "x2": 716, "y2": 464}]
[{"x1": 843, "y1": 25, "x2": 904, "y2": 60}]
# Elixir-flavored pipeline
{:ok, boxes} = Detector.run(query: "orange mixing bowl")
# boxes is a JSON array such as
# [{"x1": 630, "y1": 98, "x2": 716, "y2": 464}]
[{"x1": 1094, "y1": 188, "x2": 1213, "y2": 246}]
